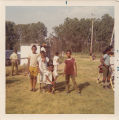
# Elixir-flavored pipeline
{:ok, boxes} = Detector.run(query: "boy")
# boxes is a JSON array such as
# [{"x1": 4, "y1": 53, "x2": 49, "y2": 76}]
[
  {"x1": 37, "y1": 51, "x2": 49, "y2": 92},
  {"x1": 28, "y1": 45, "x2": 39, "y2": 92},
  {"x1": 10, "y1": 49, "x2": 18, "y2": 76},
  {"x1": 45, "y1": 63, "x2": 58, "y2": 94},
  {"x1": 64, "y1": 50, "x2": 80, "y2": 94},
  {"x1": 53, "y1": 52, "x2": 59, "y2": 75},
  {"x1": 102, "y1": 47, "x2": 111, "y2": 88}
]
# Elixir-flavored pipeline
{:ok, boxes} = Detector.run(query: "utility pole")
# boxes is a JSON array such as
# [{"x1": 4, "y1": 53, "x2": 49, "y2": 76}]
[
  {"x1": 90, "y1": 13, "x2": 94, "y2": 57},
  {"x1": 90, "y1": 19, "x2": 93, "y2": 56},
  {"x1": 110, "y1": 27, "x2": 114, "y2": 46}
]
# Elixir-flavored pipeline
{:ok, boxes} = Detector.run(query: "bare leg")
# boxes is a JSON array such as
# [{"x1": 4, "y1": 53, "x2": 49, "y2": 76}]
[
  {"x1": 65, "y1": 75, "x2": 70, "y2": 93},
  {"x1": 33, "y1": 77, "x2": 37, "y2": 91},
  {"x1": 71, "y1": 75, "x2": 79, "y2": 93},
  {"x1": 30, "y1": 77, "x2": 33, "y2": 91}
]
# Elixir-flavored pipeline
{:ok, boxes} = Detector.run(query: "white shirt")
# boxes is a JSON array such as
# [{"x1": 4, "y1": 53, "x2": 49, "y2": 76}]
[
  {"x1": 41, "y1": 47, "x2": 46, "y2": 52},
  {"x1": 10, "y1": 52, "x2": 18, "y2": 62},
  {"x1": 37, "y1": 56, "x2": 49, "y2": 72},
  {"x1": 53, "y1": 56, "x2": 59, "y2": 65},
  {"x1": 28, "y1": 53, "x2": 39, "y2": 67},
  {"x1": 103, "y1": 54, "x2": 110, "y2": 66},
  {"x1": 45, "y1": 70, "x2": 58, "y2": 84}
]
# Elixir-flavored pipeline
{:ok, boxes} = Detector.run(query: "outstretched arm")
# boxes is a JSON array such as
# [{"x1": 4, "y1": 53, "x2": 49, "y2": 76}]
[
  {"x1": 64, "y1": 64, "x2": 66, "y2": 75},
  {"x1": 74, "y1": 62, "x2": 77, "y2": 77},
  {"x1": 27, "y1": 58, "x2": 30, "y2": 73}
]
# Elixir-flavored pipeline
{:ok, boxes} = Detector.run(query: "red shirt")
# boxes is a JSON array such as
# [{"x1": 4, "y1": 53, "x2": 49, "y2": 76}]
[{"x1": 65, "y1": 58, "x2": 75, "y2": 75}]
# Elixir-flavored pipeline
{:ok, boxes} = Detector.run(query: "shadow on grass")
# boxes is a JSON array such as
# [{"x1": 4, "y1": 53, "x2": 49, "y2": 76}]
[
  {"x1": 55, "y1": 81, "x2": 66, "y2": 92},
  {"x1": 6, "y1": 79, "x2": 21, "y2": 84},
  {"x1": 55, "y1": 81, "x2": 90, "y2": 93},
  {"x1": 78, "y1": 82, "x2": 90, "y2": 93}
]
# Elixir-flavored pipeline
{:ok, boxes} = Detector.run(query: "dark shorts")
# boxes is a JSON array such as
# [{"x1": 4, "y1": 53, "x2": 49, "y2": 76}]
[{"x1": 102, "y1": 66, "x2": 111, "y2": 78}]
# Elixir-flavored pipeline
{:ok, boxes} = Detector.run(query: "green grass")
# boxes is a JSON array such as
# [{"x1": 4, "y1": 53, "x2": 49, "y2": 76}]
[{"x1": 6, "y1": 54, "x2": 114, "y2": 114}]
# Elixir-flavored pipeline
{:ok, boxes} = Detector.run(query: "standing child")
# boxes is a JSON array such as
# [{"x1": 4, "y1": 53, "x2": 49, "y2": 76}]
[
  {"x1": 37, "y1": 51, "x2": 49, "y2": 92},
  {"x1": 10, "y1": 49, "x2": 18, "y2": 76},
  {"x1": 64, "y1": 50, "x2": 80, "y2": 94},
  {"x1": 28, "y1": 45, "x2": 39, "y2": 92},
  {"x1": 53, "y1": 52, "x2": 59, "y2": 75},
  {"x1": 45, "y1": 63, "x2": 58, "y2": 94},
  {"x1": 102, "y1": 47, "x2": 111, "y2": 88}
]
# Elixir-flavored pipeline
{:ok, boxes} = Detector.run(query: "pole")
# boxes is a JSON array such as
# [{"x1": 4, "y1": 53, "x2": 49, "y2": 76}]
[
  {"x1": 90, "y1": 19, "x2": 93, "y2": 56},
  {"x1": 110, "y1": 27, "x2": 114, "y2": 46}
]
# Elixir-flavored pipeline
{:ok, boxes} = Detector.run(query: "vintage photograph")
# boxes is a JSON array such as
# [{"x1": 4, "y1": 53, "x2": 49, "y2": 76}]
[{"x1": 5, "y1": 6, "x2": 114, "y2": 114}]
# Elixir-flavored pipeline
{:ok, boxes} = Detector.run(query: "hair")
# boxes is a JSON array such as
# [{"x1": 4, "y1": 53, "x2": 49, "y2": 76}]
[
  {"x1": 66, "y1": 50, "x2": 72, "y2": 54},
  {"x1": 103, "y1": 47, "x2": 110, "y2": 54},
  {"x1": 47, "y1": 62, "x2": 54, "y2": 67},
  {"x1": 108, "y1": 45, "x2": 113, "y2": 51},
  {"x1": 55, "y1": 52, "x2": 59, "y2": 56},
  {"x1": 40, "y1": 51, "x2": 45, "y2": 55},
  {"x1": 14, "y1": 48, "x2": 17, "y2": 53},
  {"x1": 32, "y1": 45, "x2": 37, "y2": 50}
]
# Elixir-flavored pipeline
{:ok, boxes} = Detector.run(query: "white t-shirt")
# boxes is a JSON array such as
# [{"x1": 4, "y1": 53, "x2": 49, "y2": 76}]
[
  {"x1": 10, "y1": 52, "x2": 18, "y2": 62},
  {"x1": 45, "y1": 70, "x2": 58, "y2": 84},
  {"x1": 41, "y1": 47, "x2": 46, "y2": 52},
  {"x1": 28, "y1": 53, "x2": 39, "y2": 67},
  {"x1": 103, "y1": 54, "x2": 110, "y2": 66},
  {"x1": 53, "y1": 56, "x2": 59, "y2": 65},
  {"x1": 37, "y1": 56, "x2": 49, "y2": 72}
]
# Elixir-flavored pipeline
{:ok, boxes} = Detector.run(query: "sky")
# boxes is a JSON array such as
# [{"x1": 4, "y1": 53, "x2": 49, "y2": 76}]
[{"x1": 6, "y1": 6, "x2": 114, "y2": 36}]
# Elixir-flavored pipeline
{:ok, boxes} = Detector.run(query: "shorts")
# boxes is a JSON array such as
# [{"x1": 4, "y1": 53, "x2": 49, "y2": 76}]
[
  {"x1": 102, "y1": 66, "x2": 111, "y2": 78},
  {"x1": 29, "y1": 66, "x2": 38, "y2": 78},
  {"x1": 37, "y1": 71, "x2": 47, "y2": 83}
]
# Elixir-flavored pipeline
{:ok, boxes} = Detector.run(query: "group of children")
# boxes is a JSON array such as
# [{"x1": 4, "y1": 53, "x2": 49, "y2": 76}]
[
  {"x1": 28, "y1": 45, "x2": 80, "y2": 94},
  {"x1": 98, "y1": 45, "x2": 114, "y2": 89}
]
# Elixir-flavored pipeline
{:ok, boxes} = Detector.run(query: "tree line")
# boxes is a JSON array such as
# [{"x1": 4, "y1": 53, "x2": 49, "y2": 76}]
[{"x1": 6, "y1": 14, "x2": 114, "y2": 54}]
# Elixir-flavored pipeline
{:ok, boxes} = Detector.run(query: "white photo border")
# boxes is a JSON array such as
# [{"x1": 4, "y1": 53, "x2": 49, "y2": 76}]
[{"x1": 0, "y1": 0, "x2": 119, "y2": 120}]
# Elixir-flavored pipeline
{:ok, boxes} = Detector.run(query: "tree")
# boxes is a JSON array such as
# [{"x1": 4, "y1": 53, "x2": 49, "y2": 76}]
[
  {"x1": 53, "y1": 14, "x2": 114, "y2": 53},
  {"x1": 6, "y1": 21, "x2": 18, "y2": 50}
]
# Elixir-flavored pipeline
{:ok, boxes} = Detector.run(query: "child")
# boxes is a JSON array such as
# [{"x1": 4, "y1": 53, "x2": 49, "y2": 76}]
[
  {"x1": 9, "y1": 49, "x2": 18, "y2": 76},
  {"x1": 109, "y1": 51, "x2": 114, "y2": 90},
  {"x1": 102, "y1": 47, "x2": 111, "y2": 88},
  {"x1": 64, "y1": 50, "x2": 80, "y2": 94},
  {"x1": 53, "y1": 52, "x2": 59, "y2": 75},
  {"x1": 37, "y1": 51, "x2": 49, "y2": 92},
  {"x1": 45, "y1": 63, "x2": 58, "y2": 94},
  {"x1": 97, "y1": 50, "x2": 106, "y2": 83},
  {"x1": 28, "y1": 45, "x2": 39, "y2": 92}
]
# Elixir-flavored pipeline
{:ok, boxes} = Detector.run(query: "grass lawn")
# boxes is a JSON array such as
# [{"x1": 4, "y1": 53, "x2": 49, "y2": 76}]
[{"x1": 6, "y1": 54, "x2": 114, "y2": 114}]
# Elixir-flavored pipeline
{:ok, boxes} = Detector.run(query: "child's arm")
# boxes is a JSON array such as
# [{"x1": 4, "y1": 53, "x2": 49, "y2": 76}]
[
  {"x1": 101, "y1": 56, "x2": 109, "y2": 68},
  {"x1": 37, "y1": 61, "x2": 41, "y2": 73},
  {"x1": 74, "y1": 62, "x2": 77, "y2": 77},
  {"x1": 27, "y1": 58, "x2": 30, "y2": 73},
  {"x1": 46, "y1": 75, "x2": 53, "y2": 84},
  {"x1": 53, "y1": 76, "x2": 57, "y2": 83},
  {"x1": 64, "y1": 63, "x2": 66, "y2": 75}
]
